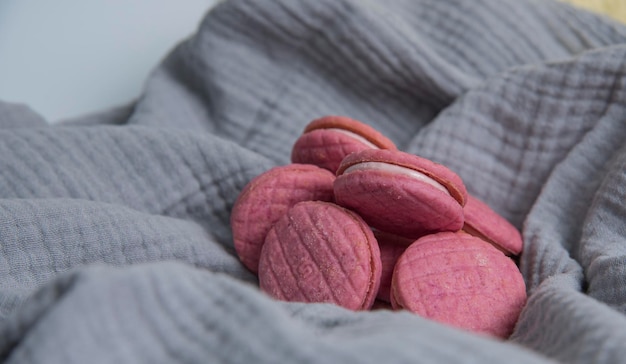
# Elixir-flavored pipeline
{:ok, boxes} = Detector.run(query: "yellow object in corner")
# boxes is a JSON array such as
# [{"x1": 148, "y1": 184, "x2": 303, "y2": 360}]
[{"x1": 561, "y1": 0, "x2": 626, "y2": 24}]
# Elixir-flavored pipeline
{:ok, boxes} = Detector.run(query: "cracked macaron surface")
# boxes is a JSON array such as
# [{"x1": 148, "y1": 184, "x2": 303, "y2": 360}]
[{"x1": 258, "y1": 201, "x2": 382, "y2": 311}]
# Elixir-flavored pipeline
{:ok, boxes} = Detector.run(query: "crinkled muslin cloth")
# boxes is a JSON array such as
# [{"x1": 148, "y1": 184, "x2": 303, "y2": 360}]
[{"x1": 2, "y1": 0, "x2": 626, "y2": 362}]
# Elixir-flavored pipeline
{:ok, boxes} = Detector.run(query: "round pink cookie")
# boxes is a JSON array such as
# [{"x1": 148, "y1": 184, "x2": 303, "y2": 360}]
[
  {"x1": 334, "y1": 149, "x2": 467, "y2": 238},
  {"x1": 258, "y1": 201, "x2": 382, "y2": 310},
  {"x1": 373, "y1": 230, "x2": 413, "y2": 303},
  {"x1": 230, "y1": 164, "x2": 335, "y2": 273},
  {"x1": 462, "y1": 194, "x2": 523, "y2": 256},
  {"x1": 390, "y1": 231, "x2": 527, "y2": 338},
  {"x1": 291, "y1": 115, "x2": 397, "y2": 173}
]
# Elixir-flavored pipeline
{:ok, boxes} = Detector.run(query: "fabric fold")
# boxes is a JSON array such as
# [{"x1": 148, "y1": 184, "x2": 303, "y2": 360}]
[
  {"x1": 2, "y1": 0, "x2": 626, "y2": 362},
  {"x1": 2, "y1": 262, "x2": 555, "y2": 364}
]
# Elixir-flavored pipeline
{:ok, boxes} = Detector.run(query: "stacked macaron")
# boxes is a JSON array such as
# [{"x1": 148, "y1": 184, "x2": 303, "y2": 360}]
[{"x1": 230, "y1": 115, "x2": 526, "y2": 339}]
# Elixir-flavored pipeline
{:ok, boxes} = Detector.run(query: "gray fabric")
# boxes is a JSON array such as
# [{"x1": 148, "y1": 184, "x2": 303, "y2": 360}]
[{"x1": 1, "y1": 0, "x2": 626, "y2": 362}]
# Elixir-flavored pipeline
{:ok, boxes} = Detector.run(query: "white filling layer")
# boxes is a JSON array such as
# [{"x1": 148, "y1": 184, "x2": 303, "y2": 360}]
[
  {"x1": 343, "y1": 161, "x2": 451, "y2": 196},
  {"x1": 327, "y1": 128, "x2": 380, "y2": 149}
]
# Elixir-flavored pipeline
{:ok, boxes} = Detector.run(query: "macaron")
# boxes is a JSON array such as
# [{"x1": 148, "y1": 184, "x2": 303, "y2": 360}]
[
  {"x1": 291, "y1": 115, "x2": 397, "y2": 173},
  {"x1": 462, "y1": 194, "x2": 523, "y2": 256},
  {"x1": 230, "y1": 164, "x2": 335, "y2": 274},
  {"x1": 390, "y1": 231, "x2": 527, "y2": 338},
  {"x1": 258, "y1": 201, "x2": 382, "y2": 311},
  {"x1": 334, "y1": 149, "x2": 467, "y2": 239},
  {"x1": 373, "y1": 230, "x2": 413, "y2": 303}
]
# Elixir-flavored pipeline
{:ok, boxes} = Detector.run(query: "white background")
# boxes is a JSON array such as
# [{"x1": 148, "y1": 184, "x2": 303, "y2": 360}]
[{"x1": 0, "y1": 0, "x2": 218, "y2": 122}]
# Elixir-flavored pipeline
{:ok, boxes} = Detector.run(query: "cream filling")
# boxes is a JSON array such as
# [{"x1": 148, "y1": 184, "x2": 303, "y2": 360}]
[
  {"x1": 327, "y1": 128, "x2": 380, "y2": 149},
  {"x1": 343, "y1": 162, "x2": 451, "y2": 196}
]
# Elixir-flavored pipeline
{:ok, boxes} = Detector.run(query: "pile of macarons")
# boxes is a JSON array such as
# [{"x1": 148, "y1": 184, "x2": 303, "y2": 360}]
[{"x1": 230, "y1": 116, "x2": 527, "y2": 339}]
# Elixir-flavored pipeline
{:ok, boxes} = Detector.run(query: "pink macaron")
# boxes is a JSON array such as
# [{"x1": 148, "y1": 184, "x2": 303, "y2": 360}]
[
  {"x1": 230, "y1": 164, "x2": 335, "y2": 273},
  {"x1": 462, "y1": 194, "x2": 523, "y2": 256},
  {"x1": 390, "y1": 231, "x2": 527, "y2": 338},
  {"x1": 258, "y1": 201, "x2": 382, "y2": 311},
  {"x1": 291, "y1": 116, "x2": 397, "y2": 173},
  {"x1": 334, "y1": 149, "x2": 467, "y2": 239},
  {"x1": 373, "y1": 230, "x2": 413, "y2": 303}
]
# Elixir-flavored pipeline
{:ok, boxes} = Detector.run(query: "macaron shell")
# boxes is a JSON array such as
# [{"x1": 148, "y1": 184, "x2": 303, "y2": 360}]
[
  {"x1": 302, "y1": 116, "x2": 397, "y2": 150},
  {"x1": 258, "y1": 201, "x2": 382, "y2": 310},
  {"x1": 374, "y1": 230, "x2": 413, "y2": 302},
  {"x1": 390, "y1": 232, "x2": 527, "y2": 338},
  {"x1": 291, "y1": 129, "x2": 378, "y2": 173},
  {"x1": 337, "y1": 149, "x2": 467, "y2": 206},
  {"x1": 462, "y1": 194, "x2": 523, "y2": 256},
  {"x1": 230, "y1": 164, "x2": 335, "y2": 273},
  {"x1": 291, "y1": 116, "x2": 397, "y2": 173},
  {"x1": 334, "y1": 169, "x2": 464, "y2": 238}
]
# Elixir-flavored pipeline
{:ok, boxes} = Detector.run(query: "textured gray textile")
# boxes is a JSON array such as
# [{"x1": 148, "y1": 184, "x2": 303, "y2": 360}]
[{"x1": 2, "y1": 0, "x2": 626, "y2": 362}]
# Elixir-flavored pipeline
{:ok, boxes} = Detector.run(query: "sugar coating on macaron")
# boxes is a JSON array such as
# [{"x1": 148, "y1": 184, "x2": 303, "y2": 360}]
[
  {"x1": 334, "y1": 149, "x2": 467, "y2": 239},
  {"x1": 390, "y1": 231, "x2": 527, "y2": 338},
  {"x1": 291, "y1": 116, "x2": 397, "y2": 173},
  {"x1": 462, "y1": 194, "x2": 523, "y2": 256},
  {"x1": 230, "y1": 164, "x2": 335, "y2": 274},
  {"x1": 258, "y1": 201, "x2": 382, "y2": 311}
]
